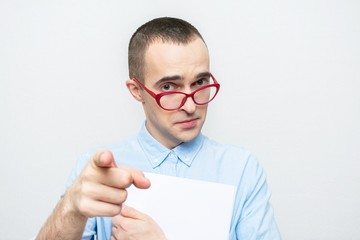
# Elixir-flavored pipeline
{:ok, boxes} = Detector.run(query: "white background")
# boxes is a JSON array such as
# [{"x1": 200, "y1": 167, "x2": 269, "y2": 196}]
[{"x1": 1, "y1": 1, "x2": 359, "y2": 239}]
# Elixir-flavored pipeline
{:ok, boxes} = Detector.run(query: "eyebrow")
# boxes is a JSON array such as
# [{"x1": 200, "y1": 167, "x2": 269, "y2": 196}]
[
  {"x1": 196, "y1": 72, "x2": 211, "y2": 79},
  {"x1": 156, "y1": 71, "x2": 211, "y2": 84},
  {"x1": 157, "y1": 75, "x2": 183, "y2": 83}
]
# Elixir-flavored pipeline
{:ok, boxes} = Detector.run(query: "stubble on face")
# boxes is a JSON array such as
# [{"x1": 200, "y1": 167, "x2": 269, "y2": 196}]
[{"x1": 140, "y1": 37, "x2": 210, "y2": 149}]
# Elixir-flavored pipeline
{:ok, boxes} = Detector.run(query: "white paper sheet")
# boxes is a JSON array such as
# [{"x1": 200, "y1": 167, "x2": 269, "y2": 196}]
[{"x1": 125, "y1": 173, "x2": 235, "y2": 240}]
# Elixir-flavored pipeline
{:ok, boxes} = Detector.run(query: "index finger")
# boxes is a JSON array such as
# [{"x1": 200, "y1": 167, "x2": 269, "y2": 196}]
[
  {"x1": 92, "y1": 150, "x2": 117, "y2": 168},
  {"x1": 118, "y1": 165, "x2": 151, "y2": 190},
  {"x1": 90, "y1": 150, "x2": 151, "y2": 189}
]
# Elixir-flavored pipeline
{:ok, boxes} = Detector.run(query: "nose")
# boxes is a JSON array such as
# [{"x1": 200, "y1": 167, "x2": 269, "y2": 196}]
[{"x1": 180, "y1": 96, "x2": 196, "y2": 113}]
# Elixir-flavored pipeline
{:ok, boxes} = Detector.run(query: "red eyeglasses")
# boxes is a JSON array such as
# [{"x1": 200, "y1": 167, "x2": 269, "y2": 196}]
[{"x1": 132, "y1": 73, "x2": 220, "y2": 111}]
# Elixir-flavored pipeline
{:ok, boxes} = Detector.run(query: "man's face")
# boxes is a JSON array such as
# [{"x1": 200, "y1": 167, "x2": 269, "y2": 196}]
[{"x1": 139, "y1": 37, "x2": 210, "y2": 149}]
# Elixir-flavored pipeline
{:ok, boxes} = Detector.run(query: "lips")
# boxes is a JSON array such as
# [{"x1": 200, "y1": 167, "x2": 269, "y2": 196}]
[{"x1": 176, "y1": 118, "x2": 199, "y2": 128}]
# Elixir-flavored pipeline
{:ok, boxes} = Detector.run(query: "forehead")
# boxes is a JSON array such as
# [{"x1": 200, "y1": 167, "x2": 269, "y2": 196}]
[{"x1": 144, "y1": 37, "x2": 209, "y2": 81}]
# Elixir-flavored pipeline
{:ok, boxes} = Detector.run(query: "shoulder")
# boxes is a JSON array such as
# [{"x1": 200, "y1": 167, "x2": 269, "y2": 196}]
[
  {"x1": 198, "y1": 135, "x2": 263, "y2": 184},
  {"x1": 202, "y1": 135, "x2": 256, "y2": 164}
]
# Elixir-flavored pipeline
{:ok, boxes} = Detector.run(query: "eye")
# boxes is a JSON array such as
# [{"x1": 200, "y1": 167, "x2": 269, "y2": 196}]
[
  {"x1": 160, "y1": 83, "x2": 175, "y2": 91},
  {"x1": 195, "y1": 78, "x2": 210, "y2": 86}
]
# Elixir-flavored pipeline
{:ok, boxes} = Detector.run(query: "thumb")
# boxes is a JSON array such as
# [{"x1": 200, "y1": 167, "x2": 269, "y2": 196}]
[
  {"x1": 121, "y1": 205, "x2": 146, "y2": 220},
  {"x1": 92, "y1": 150, "x2": 117, "y2": 168}
]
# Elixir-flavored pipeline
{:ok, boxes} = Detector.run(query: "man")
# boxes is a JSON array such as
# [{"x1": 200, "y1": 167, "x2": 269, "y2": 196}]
[{"x1": 36, "y1": 17, "x2": 281, "y2": 239}]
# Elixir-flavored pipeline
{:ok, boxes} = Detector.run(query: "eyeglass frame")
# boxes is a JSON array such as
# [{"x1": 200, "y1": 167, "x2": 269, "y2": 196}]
[{"x1": 132, "y1": 73, "x2": 220, "y2": 111}]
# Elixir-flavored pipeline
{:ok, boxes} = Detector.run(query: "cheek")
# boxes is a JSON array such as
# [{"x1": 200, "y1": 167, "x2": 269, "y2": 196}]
[
  {"x1": 155, "y1": 110, "x2": 173, "y2": 123},
  {"x1": 142, "y1": 95, "x2": 159, "y2": 112},
  {"x1": 198, "y1": 106, "x2": 208, "y2": 116},
  {"x1": 144, "y1": 101, "x2": 171, "y2": 122}
]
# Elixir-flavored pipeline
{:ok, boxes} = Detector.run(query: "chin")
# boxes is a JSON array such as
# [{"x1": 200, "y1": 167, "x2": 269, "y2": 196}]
[{"x1": 178, "y1": 128, "x2": 201, "y2": 143}]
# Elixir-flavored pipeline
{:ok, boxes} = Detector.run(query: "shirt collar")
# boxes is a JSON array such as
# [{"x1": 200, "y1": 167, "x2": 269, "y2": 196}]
[{"x1": 137, "y1": 122, "x2": 204, "y2": 168}]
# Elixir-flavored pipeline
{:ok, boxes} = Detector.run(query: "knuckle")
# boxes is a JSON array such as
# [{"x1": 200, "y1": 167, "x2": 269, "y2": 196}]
[
  {"x1": 82, "y1": 182, "x2": 97, "y2": 198},
  {"x1": 77, "y1": 198, "x2": 93, "y2": 217},
  {"x1": 81, "y1": 167, "x2": 96, "y2": 182},
  {"x1": 117, "y1": 189, "x2": 128, "y2": 203},
  {"x1": 118, "y1": 169, "x2": 131, "y2": 181},
  {"x1": 107, "y1": 205, "x2": 121, "y2": 216}
]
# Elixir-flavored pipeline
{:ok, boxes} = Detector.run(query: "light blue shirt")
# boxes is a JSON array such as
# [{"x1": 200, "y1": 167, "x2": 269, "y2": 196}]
[{"x1": 66, "y1": 123, "x2": 281, "y2": 239}]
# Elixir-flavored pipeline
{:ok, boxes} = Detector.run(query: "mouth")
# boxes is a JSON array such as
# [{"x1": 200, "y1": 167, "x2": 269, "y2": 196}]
[{"x1": 175, "y1": 118, "x2": 200, "y2": 129}]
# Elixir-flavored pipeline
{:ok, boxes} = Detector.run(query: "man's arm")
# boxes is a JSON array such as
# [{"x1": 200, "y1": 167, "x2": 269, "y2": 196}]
[
  {"x1": 35, "y1": 192, "x2": 87, "y2": 240},
  {"x1": 232, "y1": 154, "x2": 281, "y2": 239},
  {"x1": 36, "y1": 150, "x2": 151, "y2": 240}
]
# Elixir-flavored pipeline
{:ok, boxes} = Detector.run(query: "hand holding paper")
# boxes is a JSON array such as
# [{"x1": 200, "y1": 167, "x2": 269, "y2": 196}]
[
  {"x1": 123, "y1": 173, "x2": 236, "y2": 240},
  {"x1": 111, "y1": 205, "x2": 167, "y2": 240}
]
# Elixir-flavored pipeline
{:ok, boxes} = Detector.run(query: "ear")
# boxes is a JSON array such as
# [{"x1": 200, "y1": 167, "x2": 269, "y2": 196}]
[{"x1": 126, "y1": 79, "x2": 144, "y2": 102}]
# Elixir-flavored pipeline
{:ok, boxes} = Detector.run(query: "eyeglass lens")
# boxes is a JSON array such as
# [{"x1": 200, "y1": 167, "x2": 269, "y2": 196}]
[{"x1": 159, "y1": 85, "x2": 218, "y2": 110}]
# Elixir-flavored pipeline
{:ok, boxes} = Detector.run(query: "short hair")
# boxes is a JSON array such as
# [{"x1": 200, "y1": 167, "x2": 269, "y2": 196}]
[{"x1": 128, "y1": 17, "x2": 205, "y2": 82}]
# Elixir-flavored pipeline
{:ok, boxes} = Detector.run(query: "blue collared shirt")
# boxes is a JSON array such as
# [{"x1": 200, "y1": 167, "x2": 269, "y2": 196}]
[{"x1": 66, "y1": 123, "x2": 281, "y2": 239}]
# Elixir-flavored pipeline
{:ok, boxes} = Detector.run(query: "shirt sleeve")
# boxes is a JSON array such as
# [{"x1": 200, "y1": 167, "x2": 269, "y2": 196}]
[{"x1": 230, "y1": 154, "x2": 281, "y2": 239}]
